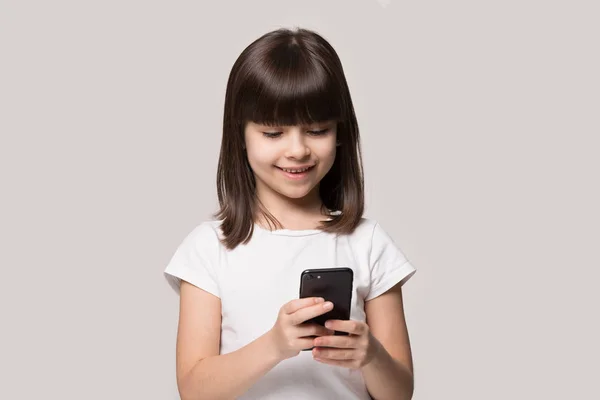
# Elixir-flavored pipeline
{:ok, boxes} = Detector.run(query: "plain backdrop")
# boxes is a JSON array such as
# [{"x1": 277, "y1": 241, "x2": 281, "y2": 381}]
[{"x1": 1, "y1": 0, "x2": 598, "y2": 399}]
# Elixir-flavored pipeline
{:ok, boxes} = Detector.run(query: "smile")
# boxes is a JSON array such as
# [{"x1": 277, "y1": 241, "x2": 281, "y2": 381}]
[
  {"x1": 281, "y1": 166, "x2": 312, "y2": 173},
  {"x1": 276, "y1": 165, "x2": 315, "y2": 179}
]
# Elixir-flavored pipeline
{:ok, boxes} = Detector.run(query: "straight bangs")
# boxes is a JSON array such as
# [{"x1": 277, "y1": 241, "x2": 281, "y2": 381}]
[{"x1": 237, "y1": 47, "x2": 344, "y2": 127}]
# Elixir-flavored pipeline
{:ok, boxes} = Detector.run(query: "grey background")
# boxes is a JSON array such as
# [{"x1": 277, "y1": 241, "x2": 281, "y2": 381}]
[{"x1": 1, "y1": 0, "x2": 598, "y2": 399}]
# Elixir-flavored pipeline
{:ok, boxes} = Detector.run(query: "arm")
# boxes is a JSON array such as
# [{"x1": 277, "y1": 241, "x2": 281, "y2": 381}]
[
  {"x1": 175, "y1": 281, "x2": 334, "y2": 400},
  {"x1": 361, "y1": 281, "x2": 415, "y2": 400},
  {"x1": 175, "y1": 281, "x2": 282, "y2": 400}
]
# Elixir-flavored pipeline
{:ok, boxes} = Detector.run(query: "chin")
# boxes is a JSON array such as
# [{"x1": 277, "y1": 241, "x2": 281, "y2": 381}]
[
  {"x1": 278, "y1": 189, "x2": 312, "y2": 199},
  {"x1": 275, "y1": 185, "x2": 316, "y2": 200}
]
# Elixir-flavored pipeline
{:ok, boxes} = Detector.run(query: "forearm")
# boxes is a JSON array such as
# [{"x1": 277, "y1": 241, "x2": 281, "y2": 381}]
[
  {"x1": 361, "y1": 344, "x2": 414, "y2": 400},
  {"x1": 179, "y1": 330, "x2": 282, "y2": 400}
]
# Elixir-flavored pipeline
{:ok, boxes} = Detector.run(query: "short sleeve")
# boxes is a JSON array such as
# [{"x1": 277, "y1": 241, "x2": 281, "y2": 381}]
[
  {"x1": 163, "y1": 222, "x2": 221, "y2": 298},
  {"x1": 365, "y1": 222, "x2": 417, "y2": 301}
]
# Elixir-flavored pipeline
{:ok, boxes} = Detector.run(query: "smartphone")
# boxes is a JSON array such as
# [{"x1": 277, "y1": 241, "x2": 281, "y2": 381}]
[{"x1": 299, "y1": 267, "x2": 354, "y2": 340}]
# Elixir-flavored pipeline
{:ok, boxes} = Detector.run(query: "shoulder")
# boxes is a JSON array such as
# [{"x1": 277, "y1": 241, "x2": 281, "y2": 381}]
[
  {"x1": 345, "y1": 217, "x2": 403, "y2": 259},
  {"x1": 346, "y1": 217, "x2": 382, "y2": 240},
  {"x1": 178, "y1": 219, "x2": 224, "y2": 250},
  {"x1": 201, "y1": 219, "x2": 225, "y2": 238},
  {"x1": 340, "y1": 217, "x2": 380, "y2": 253}
]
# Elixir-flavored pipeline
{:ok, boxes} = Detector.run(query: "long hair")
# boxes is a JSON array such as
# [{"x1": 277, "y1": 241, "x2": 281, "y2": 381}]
[{"x1": 213, "y1": 27, "x2": 365, "y2": 250}]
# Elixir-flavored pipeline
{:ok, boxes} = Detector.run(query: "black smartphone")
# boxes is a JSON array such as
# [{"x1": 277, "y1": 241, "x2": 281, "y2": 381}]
[{"x1": 299, "y1": 267, "x2": 354, "y2": 340}]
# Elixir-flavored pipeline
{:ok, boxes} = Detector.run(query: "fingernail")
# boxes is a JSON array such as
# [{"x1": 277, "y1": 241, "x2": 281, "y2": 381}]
[
  {"x1": 315, "y1": 297, "x2": 324, "y2": 303},
  {"x1": 325, "y1": 321, "x2": 333, "y2": 328},
  {"x1": 323, "y1": 302, "x2": 333, "y2": 310}
]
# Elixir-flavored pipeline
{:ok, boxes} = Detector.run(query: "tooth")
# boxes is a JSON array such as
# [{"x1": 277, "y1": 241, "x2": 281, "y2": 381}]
[{"x1": 283, "y1": 167, "x2": 310, "y2": 173}]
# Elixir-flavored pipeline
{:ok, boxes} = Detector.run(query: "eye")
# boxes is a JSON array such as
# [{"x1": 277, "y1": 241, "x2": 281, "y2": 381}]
[
  {"x1": 308, "y1": 128, "x2": 330, "y2": 136},
  {"x1": 262, "y1": 128, "x2": 329, "y2": 138},
  {"x1": 262, "y1": 132, "x2": 282, "y2": 138}
]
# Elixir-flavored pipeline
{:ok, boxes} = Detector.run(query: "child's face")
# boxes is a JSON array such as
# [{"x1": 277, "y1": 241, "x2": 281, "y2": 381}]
[{"x1": 244, "y1": 120, "x2": 338, "y2": 203}]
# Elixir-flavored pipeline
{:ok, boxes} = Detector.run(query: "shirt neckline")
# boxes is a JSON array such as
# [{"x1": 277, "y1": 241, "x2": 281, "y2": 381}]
[
  {"x1": 253, "y1": 222, "x2": 326, "y2": 237},
  {"x1": 253, "y1": 210, "x2": 341, "y2": 237}
]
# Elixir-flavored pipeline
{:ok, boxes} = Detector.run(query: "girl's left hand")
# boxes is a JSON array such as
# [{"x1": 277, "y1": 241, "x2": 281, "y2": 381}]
[{"x1": 311, "y1": 319, "x2": 381, "y2": 369}]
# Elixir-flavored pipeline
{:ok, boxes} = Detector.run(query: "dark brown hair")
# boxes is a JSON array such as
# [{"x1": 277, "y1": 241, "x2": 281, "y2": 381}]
[{"x1": 212, "y1": 27, "x2": 365, "y2": 250}]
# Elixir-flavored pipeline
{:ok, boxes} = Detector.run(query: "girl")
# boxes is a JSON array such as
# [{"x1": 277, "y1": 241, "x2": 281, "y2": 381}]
[{"x1": 164, "y1": 27, "x2": 417, "y2": 400}]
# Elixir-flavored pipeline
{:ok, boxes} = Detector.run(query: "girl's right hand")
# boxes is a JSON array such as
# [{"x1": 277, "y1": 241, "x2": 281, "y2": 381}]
[{"x1": 269, "y1": 297, "x2": 336, "y2": 360}]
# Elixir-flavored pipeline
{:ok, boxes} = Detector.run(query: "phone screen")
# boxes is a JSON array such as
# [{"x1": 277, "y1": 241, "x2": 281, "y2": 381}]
[{"x1": 299, "y1": 267, "x2": 354, "y2": 336}]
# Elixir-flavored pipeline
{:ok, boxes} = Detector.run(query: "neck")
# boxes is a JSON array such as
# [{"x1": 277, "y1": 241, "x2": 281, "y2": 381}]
[{"x1": 254, "y1": 186, "x2": 329, "y2": 230}]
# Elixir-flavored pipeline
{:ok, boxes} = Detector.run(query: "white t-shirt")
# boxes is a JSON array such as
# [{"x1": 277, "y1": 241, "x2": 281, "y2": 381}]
[{"x1": 164, "y1": 217, "x2": 416, "y2": 400}]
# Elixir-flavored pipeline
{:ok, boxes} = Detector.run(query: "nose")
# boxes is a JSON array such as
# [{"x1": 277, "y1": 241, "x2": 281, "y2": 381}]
[{"x1": 284, "y1": 130, "x2": 311, "y2": 159}]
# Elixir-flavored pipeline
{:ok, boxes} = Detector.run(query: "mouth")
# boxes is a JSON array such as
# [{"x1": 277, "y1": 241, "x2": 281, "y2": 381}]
[{"x1": 275, "y1": 165, "x2": 315, "y2": 179}]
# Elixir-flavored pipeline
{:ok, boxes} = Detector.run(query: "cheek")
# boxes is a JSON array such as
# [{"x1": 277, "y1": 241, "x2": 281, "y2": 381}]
[
  {"x1": 313, "y1": 138, "x2": 337, "y2": 156},
  {"x1": 246, "y1": 148, "x2": 276, "y2": 172},
  {"x1": 317, "y1": 144, "x2": 338, "y2": 165}
]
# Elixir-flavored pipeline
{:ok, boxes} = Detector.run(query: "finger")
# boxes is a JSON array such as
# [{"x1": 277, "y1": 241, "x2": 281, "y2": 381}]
[
  {"x1": 290, "y1": 301, "x2": 334, "y2": 325},
  {"x1": 313, "y1": 334, "x2": 356, "y2": 349},
  {"x1": 283, "y1": 297, "x2": 324, "y2": 314},
  {"x1": 314, "y1": 357, "x2": 359, "y2": 369},
  {"x1": 297, "y1": 323, "x2": 335, "y2": 338},
  {"x1": 296, "y1": 337, "x2": 317, "y2": 351},
  {"x1": 324, "y1": 319, "x2": 366, "y2": 335},
  {"x1": 312, "y1": 347, "x2": 356, "y2": 361}
]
